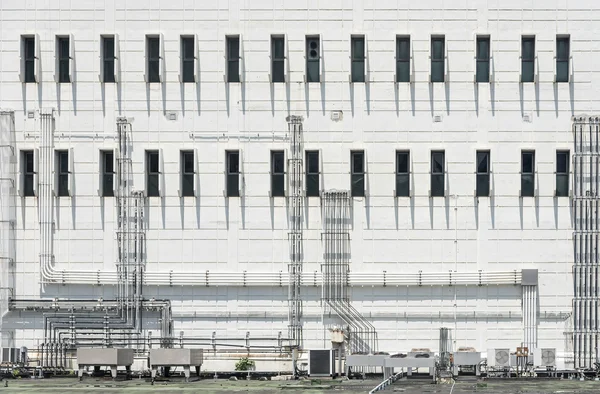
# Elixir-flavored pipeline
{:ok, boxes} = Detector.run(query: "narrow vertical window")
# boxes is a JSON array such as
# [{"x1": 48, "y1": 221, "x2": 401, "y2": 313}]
[
  {"x1": 431, "y1": 36, "x2": 445, "y2": 83},
  {"x1": 556, "y1": 36, "x2": 570, "y2": 83},
  {"x1": 181, "y1": 36, "x2": 195, "y2": 83},
  {"x1": 521, "y1": 36, "x2": 535, "y2": 83},
  {"x1": 430, "y1": 151, "x2": 445, "y2": 197},
  {"x1": 58, "y1": 36, "x2": 70, "y2": 83},
  {"x1": 476, "y1": 36, "x2": 490, "y2": 83},
  {"x1": 351, "y1": 36, "x2": 365, "y2": 83},
  {"x1": 227, "y1": 151, "x2": 240, "y2": 197},
  {"x1": 271, "y1": 151, "x2": 285, "y2": 197},
  {"x1": 306, "y1": 151, "x2": 320, "y2": 197},
  {"x1": 476, "y1": 151, "x2": 490, "y2": 197},
  {"x1": 271, "y1": 36, "x2": 285, "y2": 83},
  {"x1": 102, "y1": 36, "x2": 115, "y2": 83},
  {"x1": 23, "y1": 37, "x2": 35, "y2": 83},
  {"x1": 146, "y1": 150, "x2": 160, "y2": 197},
  {"x1": 306, "y1": 36, "x2": 320, "y2": 83},
  {"x1": 102, "y1": 151, "x2": 114, "y2": 197},
  {"x1": 556, "y1": 150, "x2": 570, "y2": 197},
  {"x1": 147, "y1": 37, "x2": 160, "y2": 83},
  {"x1": 396, "y1": 36, "x2": 410, "y2": 83},
  {"x1": 226, "y1": 36, "x2": 240, "y2": 83},
  {"x1": 56, "y1": 150, "x2": 69, "y2": 196},
  {"x1": 521, "y1": 150, "x2": 535, "y2": 197},
  {"x1": 181, "y1": 150, "x2": 195, "y2": 197},
  {"x1": 22, "y1": 150, "x2": 35, "y2": 197},
  {"x1": 395, "y1": 151, "x2": 410, "y2": 197},
  {"x1": 351, "y1": 151, "x2": 365, "y2": 197}
]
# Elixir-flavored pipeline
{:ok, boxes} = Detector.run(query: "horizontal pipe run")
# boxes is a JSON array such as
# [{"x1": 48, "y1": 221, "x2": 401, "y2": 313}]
[{"x1": 41, "y1": 269, "x2": 523, "y2": 287}]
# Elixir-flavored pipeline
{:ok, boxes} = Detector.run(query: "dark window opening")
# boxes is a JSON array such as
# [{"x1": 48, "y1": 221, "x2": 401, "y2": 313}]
[
  {"x1": 521, "y1": 150, "x2": 535, "y2": 197},
  {"x1": 102, "y1": 36, "x2": 115, "y2": 83},
  {"x1": 271, "y1": 151, "x2": 285, "y2": 197},
  {"x1": 58, "y1": 36, "x2": 70, "y2": 83},
  {"x1": 227, "y1": 36, "x2": 240, "y2": 83},
  {"x1": 181, "y1": 150, "x2": 195, "y2": 197},
  {"x1": 476, "y1": 151, "x2": 490, "y2": 197},
  {"x1": 306, "y1": 151, "x2": 320, "y2": 197},
  {"x1": 351, "y1": 36, "x2": 365, "y2": 83},
  {"x1": 102, "y1": 151, "x2": 114, "y2": 197},
  {"x1": 306, "y1": 36, "x2": 320, "y2": 83},
  {"x1": 351, "y1": 151, "x2": 365, "y2": 197},
  {"x1": 521, "y1": 36, "x2": 535, "y2": 83},
  {"x1": 227, "y1": 151, "x2": 240, "y2": 197},
  {"x1": 24, "y1": 37, "x2": 35, "y2": 83},
  {"x1": 147, "y1": 36, "x2": 160, "y2": 83},
  {"x1": 556, "y1": 36, "x2": 570, "y2": 83},
  {"x1": 57, "y1": 150, "x2": 69, "y2": 196},
  {"x1": 396, "y1": 36, "x2": 410, "y2": 83},
  {"x1": 431, "y1": 36, "x2": 445, "y2": 82},
  {"x1": 181, "y1": 36, "x2": 195, "y2": 83},
  {"x1": 146, "y1": 151, "x2": 160, "y2": 197},
  {"x1": 22, "y1": 150, "x2": 35, "y2": 196},
  {"x1": 430, "y1": 151, "x2": 445, "y2": 197},
  {"x1": 556, "y1": 150, "x2": 569, "y2": 197},
  {"x1": 271, "y1": 36, "x2": 285, "y2": 83},
  {"x1": 476, "y1": 36, "x2": 490, "y2": 83},
  {"x1": 396, "y1": 151, "x2": 410, "y2": 197}
]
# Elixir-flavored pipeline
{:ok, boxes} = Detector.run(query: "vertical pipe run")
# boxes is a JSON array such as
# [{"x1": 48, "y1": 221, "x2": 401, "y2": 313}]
[
  {"x1": 287, "y1": 116, "x2": 303, "y2": 349},
  {"x1": 572, "y1": 118, "x2": 600, "y2": 368}
]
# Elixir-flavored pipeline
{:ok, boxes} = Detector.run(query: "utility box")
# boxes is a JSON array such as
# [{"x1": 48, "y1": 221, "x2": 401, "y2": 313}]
[
  {"x1": 308, "y1": 349, "x2": 335, "y2": 377},
  {"x1": 330, "y1": 329, "x2": 345, "y2": 344}
]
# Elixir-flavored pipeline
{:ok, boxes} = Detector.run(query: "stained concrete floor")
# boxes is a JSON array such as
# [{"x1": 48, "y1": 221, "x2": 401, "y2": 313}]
[{"x1": 3, "y1": 377, "x2": 600, "y2": 393}]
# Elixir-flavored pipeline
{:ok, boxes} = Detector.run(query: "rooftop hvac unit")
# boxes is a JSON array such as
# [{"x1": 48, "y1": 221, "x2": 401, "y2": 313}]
[
  {"x1": 533, "y1": 348, "x2": 556, "y2": 367},
  {"x1": 308, "y1": 349, "x2": 335, "y2": 377},
  {"x1": 1, "y1": 347, "x2": 26, "y2": 364},
  {"x1": 488, "y1": 348, "x2": 510, "y2": 367}
]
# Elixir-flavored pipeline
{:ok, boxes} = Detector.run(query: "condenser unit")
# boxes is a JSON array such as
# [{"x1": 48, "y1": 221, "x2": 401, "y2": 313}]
[
  {"x1": 487, "y1": 348, "x2": 510, "y2": 367},
  {"x1": 1, "y1": 347, "x2": 26, "y2": 364},
  {"x1": 533, "y1": 348, "x2": 556, "y2": 367},
  {"x1": 308, "y1": 349, "x2": 335, "y2": 377}
]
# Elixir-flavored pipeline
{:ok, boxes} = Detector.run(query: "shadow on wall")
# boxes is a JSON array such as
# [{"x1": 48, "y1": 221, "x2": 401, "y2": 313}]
[{"x1": 351, "y1": 285, "x2": 523, "y2": 302}]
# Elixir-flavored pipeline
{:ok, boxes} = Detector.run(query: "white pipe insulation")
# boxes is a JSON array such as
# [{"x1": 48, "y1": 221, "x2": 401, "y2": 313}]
[
  {"x1": 43, "y1": 268, "x2": 522, "y2": 287},
  {"x1": 39, "y1": 111, "x2": 55, "y2": 290},
  {"x1": 522, "y1": 285, "x2": 537, "y2": 350}
]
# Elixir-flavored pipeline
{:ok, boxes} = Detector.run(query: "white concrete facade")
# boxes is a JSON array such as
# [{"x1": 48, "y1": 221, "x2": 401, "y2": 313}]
[{"x1": 0, "y1": 0, "x2": 589, "y2": 368}]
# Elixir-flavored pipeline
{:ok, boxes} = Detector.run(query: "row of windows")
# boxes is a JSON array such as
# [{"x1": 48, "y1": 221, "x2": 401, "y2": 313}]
[
  {"x1": 19, "y1": 149, "x2": 570, "y2": 199},
  {"x1": 19, "y1": 34, "x2": 571, "y2": 84}
]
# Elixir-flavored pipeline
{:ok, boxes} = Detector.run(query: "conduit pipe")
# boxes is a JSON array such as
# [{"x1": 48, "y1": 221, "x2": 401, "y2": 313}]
[{"x1": 41, "y1": 269, "x2": 523, "y2": 287}]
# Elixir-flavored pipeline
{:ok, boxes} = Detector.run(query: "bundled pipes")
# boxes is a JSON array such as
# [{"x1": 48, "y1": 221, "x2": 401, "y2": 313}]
[
  {"x1": 572, "y1": 117, "x2": 600, "y2": 368},
  {"x1": 287, "y1": 115, "x2": 304, "y2": 349},
  {"x1": 25, "y1": 115, "x2": 173, "y2": 367},
  {"x1": 321, "y1": 190, "x2": 377, "y2": 354},
  {"x1": 0, "y1": 111, "x2": 16, "y2": 349}
]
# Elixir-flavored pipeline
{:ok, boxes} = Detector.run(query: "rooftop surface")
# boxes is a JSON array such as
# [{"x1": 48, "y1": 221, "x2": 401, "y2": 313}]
[{"x1": 3, "y1": 377, "x2": 600, "y2": 393}]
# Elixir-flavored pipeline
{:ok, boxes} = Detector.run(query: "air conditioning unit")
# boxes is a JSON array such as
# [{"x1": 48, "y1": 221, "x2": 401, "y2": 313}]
[
  {"x1": 1, "y1": 347, "x2": 26, "y2": 364},
  {"x1": 308, "y1": 349, "x2": 335, "y2": 377},
  {"x1": 533, "y1": 348, "x2": 556, "y2": 367},
  {"x1": 488, "y1": 348, "x2": 510, "y2": 367}
]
